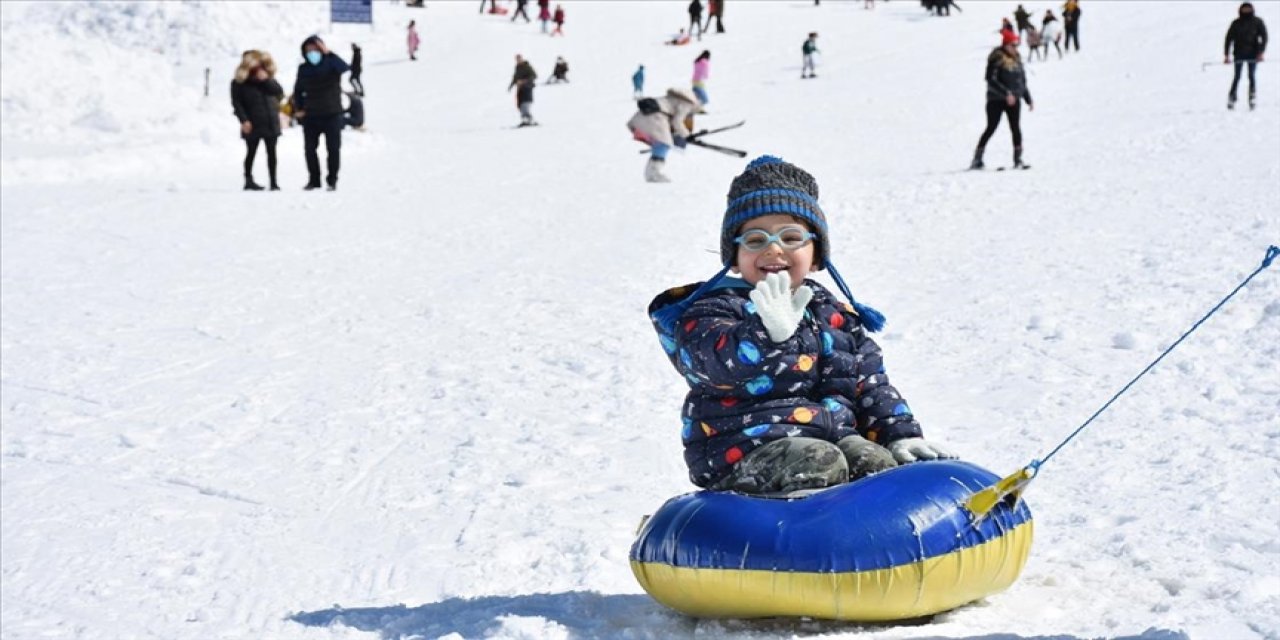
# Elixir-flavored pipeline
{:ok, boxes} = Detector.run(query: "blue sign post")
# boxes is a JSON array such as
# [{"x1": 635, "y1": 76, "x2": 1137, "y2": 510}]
[{"x1": 331, "y1": 0, "x2": 372, "y2": 25}]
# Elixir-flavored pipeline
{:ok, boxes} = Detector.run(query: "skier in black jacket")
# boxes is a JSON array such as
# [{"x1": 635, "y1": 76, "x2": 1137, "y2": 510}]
[
  {"x1": 970, "y1": 31, "x2": 1033, "y2": 170},
  {"x1": 230, "y1": 50, "x2": 284, "y2": 191},
  {"x1": 1224, "y1": 2, "x2": 1268, "y2": 110},
  {"x1": 293, "y1": 35, "x2": 349, "y2": 190}
]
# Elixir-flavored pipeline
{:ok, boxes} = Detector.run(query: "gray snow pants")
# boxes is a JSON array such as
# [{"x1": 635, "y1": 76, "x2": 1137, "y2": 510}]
[{"x1": 710, "y1": 435, "x2": 898, "y2": 495}]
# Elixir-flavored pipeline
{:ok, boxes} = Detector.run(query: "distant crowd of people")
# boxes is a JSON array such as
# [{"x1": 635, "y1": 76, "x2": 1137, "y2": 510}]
[{"x1": 233, "y1": 0, "x2": 1268, "y2": 189}]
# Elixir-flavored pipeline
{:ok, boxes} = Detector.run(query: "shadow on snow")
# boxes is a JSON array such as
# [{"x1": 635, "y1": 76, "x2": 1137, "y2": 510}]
[{"x1": 289, "y1": 591, "x2": 1190, "y2": 640}]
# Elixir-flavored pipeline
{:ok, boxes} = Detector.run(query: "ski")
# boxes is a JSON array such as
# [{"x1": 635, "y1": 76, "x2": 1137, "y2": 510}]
[
  {"x1": 995, "y1": 165, "x2": 1032, "y2": 171},
  {"x1": 689, "y1": 139, "x2": 748, "y2": 157},
  {"x1": 687, "y1": 120, "x2": 746, "y2": 142}
]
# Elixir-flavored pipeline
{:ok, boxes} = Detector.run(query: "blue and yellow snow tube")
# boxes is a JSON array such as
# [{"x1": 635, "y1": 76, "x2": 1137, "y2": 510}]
[{"x1": 629, "y1": 460, "x2": 1033, "y2": 621}]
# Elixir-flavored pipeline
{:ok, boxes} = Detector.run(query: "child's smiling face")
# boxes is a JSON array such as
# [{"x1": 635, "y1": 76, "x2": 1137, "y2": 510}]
[{"x1": 732, "y1": 214, "x2": 818, "y2": 287}]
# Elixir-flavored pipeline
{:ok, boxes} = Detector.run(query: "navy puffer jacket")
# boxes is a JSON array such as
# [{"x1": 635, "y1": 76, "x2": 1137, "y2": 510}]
[{"x1": 649, "y1": 278, "x2": 924, "y2": 487}]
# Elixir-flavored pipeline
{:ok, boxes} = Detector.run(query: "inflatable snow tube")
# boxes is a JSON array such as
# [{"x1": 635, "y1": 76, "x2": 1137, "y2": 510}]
[{"x1": 630, "y1": 460, "x2": 1033, "y2": 622}]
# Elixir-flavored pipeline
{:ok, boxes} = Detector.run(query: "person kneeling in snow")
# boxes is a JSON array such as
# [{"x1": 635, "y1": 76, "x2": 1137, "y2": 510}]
[
  {"x1": 626, "y1": 87, "x2": 701, "y2": 183},
  {"x1": 343, "y1": 91, "x2": 365, "y2": 131},
  {"x1": 648, "y1": 156, "x2": 956, "y2": 493}
]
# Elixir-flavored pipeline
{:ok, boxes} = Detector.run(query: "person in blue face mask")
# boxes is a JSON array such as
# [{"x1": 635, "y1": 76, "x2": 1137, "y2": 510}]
[{"x1": 292, "y1": 35, "x2": 350, "y2": 191}]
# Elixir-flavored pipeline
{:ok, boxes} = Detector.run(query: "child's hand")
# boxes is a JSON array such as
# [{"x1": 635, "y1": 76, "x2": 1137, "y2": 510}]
[
  {"x1": 887, "y1": 437, "x2": 957, "y2": 463},
  {"x1": 749, "y1": 272, "x2": 813, "y2": 343}
]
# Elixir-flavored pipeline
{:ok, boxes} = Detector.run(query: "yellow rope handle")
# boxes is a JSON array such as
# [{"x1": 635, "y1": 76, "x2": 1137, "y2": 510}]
[{"x1": 964, "y1": 466, "x2": 1036, "y2": 520}]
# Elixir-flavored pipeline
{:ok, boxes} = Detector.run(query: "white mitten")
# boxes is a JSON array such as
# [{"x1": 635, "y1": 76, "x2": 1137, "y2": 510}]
[
  {"x1": 888, "y1": 437, "x2": 957, "y2": 463},
  {"x1": 748, "y1": 272, "x2": 813, "y2": 343}
]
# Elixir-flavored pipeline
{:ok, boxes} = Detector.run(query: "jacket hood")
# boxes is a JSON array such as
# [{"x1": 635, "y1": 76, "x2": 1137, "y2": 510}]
[
  {"x1": 234, "y1": 50, "x2": 277, "y2": 83},
  {"x1": 300, "y1": 35, "x2": 324, "y2": 58}
]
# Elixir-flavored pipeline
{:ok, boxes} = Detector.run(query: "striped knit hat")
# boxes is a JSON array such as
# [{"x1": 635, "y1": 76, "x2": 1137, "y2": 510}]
[
  {"x1": 650, "y1": 155, "x2": 885, "y2": 334},
  {"x1": 721, "y1": 155, "x2": 829, "y2": 270}
]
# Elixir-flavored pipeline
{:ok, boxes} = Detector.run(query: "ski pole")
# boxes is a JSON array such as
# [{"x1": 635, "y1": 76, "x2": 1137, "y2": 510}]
[
  {"x1": 687, "y1": 120, "x2": 746, "y2": 142},
  {"x1": 1203, "y1": 58, "x2": 1263, "y2": 70}
]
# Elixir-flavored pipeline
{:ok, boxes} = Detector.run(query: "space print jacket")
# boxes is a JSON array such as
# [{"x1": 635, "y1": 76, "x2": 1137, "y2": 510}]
[{"x1": 649, "y1": 278, "x2": 924, "y2": 488}]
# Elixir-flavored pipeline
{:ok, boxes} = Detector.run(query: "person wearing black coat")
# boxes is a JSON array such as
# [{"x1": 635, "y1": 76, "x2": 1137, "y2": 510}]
[
  {"x1": 508, "y1": 54, "x2": 538, "y2": 125},
  {"x1": 1224, "y1": 2, "x2": 1268, "y2": 110},
  {"x1": 1062, "y1": 0, "x2": 1081, "y2": 51},
  {"x1": 970, "y1": 34, "x2": 1033, "y2": 170},
  {"x1": 512, "y1": 0, "x2": 531, "y2": 22},
  {"x1": 688, "y1": 0, "x2": 704, "y2": 41},
  {"x1": 230, "y1": 50, "x2": 284, "y2": 191},
  {"x1": 293, "y1": 35, "x2": 350, "y2": 191},
  {"x1": 349, "y1": 43, "x2": 364, "y2": 96}
]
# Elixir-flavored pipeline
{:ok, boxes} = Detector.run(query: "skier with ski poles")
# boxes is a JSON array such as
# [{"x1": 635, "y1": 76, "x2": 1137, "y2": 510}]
[
  {"x1": 970, "y1": 30, "x2": 1033, "y2": 171},
  {"x1": 627, "y1": 88, "x2": 702, "y2": 182},
  {"x1": 1224, "y1": 2, "x2": 1268, "y2": 110}
]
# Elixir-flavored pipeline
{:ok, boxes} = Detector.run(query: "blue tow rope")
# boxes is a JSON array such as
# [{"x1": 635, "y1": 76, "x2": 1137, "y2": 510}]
[
  {"x1": 966, "y1": 245, "x2": 1278, "y2": 519},
  {"x1": 1030, "y1": 244, "x2": 1279, "y2": 474}
]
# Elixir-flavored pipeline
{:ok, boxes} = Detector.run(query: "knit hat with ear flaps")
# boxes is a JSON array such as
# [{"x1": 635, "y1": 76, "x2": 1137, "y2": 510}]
[
  {"x1": 721, "y1": 155, "x2": 830, "y2": 270},
  {"x1": 651, "y1": 155, "x2": 884, "y2": 335}
]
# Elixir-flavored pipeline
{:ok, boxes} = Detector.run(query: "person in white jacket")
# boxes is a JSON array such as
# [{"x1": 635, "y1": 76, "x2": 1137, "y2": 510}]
[
  {"x1": 626, "y1": 88, "x2": 702, "y2": 182},
  {"x1": 1040, "y1": 10, "x2": 1064, "y2": 59}
]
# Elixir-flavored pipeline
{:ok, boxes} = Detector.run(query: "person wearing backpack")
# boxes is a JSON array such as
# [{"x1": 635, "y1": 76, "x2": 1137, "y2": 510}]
[{"x1": 626, "y1": 88, "x2": 702, "y2": 182}]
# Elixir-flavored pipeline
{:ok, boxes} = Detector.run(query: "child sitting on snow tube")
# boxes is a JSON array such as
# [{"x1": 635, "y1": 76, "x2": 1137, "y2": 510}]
[{"x1": 648, "y1": 156, "x2": 956, "y2": 494}]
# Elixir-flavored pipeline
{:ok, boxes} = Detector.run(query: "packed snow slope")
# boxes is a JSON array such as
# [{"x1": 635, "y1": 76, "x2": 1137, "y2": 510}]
[{"x1": 2, "y1": 1, "x2": 1279, "y2": 639}]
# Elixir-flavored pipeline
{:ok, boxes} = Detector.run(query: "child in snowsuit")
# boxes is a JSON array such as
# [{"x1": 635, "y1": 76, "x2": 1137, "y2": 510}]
[
  {"x1": 802, "y1": 32, "x2": 819, "y2": 78},
  {"x1": 548, "y1": 56, "x2": 569, "y2": 83},
  {"x1": 649, "y1": 156, "x2": 955, "y2": 493},
  {"x1": 633, "y1": 64, "x2": 646, "y2": 97},
  {"x1": 551, "y1": 5, "x2": 565, "y2": 36},
  {"x1": 627, "y1": 88, "x2": 701, "y2": 183}
]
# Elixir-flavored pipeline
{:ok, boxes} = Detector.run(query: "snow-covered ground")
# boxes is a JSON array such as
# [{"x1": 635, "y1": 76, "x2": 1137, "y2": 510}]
[{"x1": 2, "y1": 1, "x2": 1278, "y2": 639}]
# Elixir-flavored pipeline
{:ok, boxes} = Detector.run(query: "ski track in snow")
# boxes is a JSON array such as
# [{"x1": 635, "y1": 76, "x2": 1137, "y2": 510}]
[{"x1": 2, "y1": 1, "x2": 1279, "y2": 639}]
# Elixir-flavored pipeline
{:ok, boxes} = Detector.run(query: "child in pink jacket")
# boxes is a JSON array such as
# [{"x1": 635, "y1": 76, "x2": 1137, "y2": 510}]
[
  {"x1": 692, "y1": 50, "x2": 711, "y2": 105},
  {"x1": 407, "y1": 21, "x2": 420, "y2": 61}
]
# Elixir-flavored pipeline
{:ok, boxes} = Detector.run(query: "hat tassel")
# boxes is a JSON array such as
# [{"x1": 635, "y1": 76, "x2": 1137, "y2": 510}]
[{"x1": 824, "y1": 260, "x2": 886, "y2": 332}]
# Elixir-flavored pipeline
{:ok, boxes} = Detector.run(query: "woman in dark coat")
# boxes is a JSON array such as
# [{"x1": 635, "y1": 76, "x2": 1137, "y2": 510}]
[
  {"x1": 230, "y1": 50, "x2": 284, "y2": 190},
  {"x1": 970, "y1": 32, "x2": 1033, "y2": 170}
]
